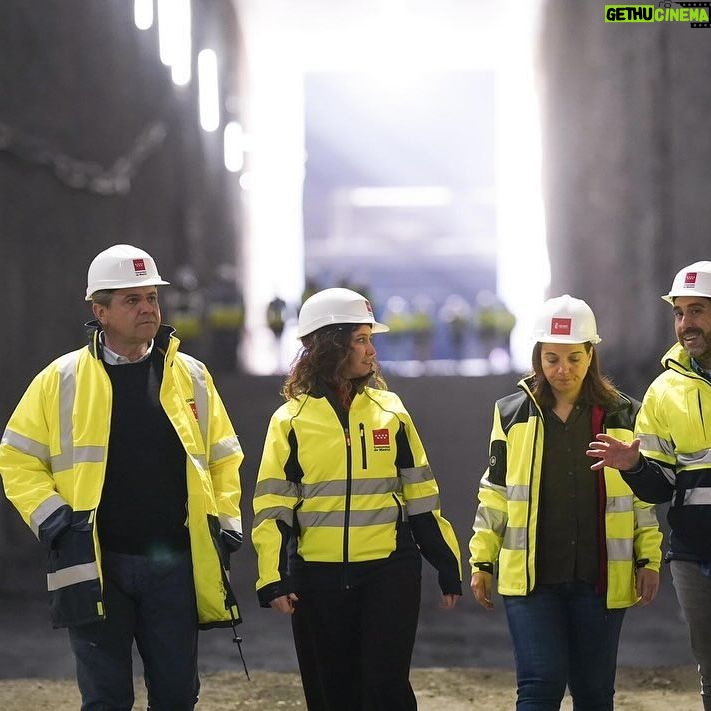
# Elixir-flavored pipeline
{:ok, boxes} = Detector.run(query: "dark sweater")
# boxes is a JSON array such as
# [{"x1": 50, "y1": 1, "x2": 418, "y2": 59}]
[{"x1": 98, "y1": 351, "x2": 189, "y2": 555}]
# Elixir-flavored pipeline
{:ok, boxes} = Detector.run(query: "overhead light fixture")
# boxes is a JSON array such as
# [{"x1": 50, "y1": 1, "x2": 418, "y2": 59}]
[
  {"x1": 198, "y1": 49, "x2": 220, "y2": 132},
  {"x1": 134, "y1": 0, "x2": 154, "y2": 30}
]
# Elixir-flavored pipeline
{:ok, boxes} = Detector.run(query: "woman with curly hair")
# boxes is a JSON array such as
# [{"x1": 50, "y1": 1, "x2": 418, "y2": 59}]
[{"x1": 252, "y1": 287, "x2": 462, "y2": 711}]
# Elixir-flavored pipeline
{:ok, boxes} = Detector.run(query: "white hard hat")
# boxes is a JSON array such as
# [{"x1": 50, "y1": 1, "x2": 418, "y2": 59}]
[
  {"x1": 531, "y1": 294, "x2": 601, "y2": 345},
  {"x1": 85, "y1": 244, "x2": 169, "y2": 301},
  {"x1": 662, "y1": 261, "x2": 711, "y2": 304},
  {"x1": 297, "y1": 287, "x2": 389, "y2": 339}
]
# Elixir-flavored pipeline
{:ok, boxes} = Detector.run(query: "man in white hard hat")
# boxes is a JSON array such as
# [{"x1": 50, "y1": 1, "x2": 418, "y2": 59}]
[
  {"x1": 588, "y1": 261, "x2": 711, "y2": 710},
  {"x1": 0, "y1": 244, "x2": 245, "y2": 710}
]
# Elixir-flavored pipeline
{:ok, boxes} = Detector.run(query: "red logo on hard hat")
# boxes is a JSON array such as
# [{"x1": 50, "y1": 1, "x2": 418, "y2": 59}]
[
  {"x1": 365, "y1": 300, "x2": 374, "y2": 315},
  {"x1": 551, "y1": 317, "x2": 572, "y2": 335},
  {"x1": 684, "y1": 272, "x2": 698, "y2": 288},
  {"x1": 133, "y1": 258, "x2": 147, "y2": 276}
]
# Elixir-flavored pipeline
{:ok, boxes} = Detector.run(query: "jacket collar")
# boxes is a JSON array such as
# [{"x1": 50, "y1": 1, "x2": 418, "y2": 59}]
[
  {"x1": 660, "y1": 342, "x2": 711, "y2": 383},
  {"x1": 661, "y1": 342, "x2": 690, "y2": 372},
  {"x1": 84, "y1": 320, "x2": 176, "y2": 360},
  {"x1": 517, "y1": 373, "x2": 632, "y2": 415}
]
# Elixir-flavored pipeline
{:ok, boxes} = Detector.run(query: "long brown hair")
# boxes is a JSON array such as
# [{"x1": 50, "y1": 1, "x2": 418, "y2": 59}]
[
  {"x1": 282, "y1": 324, "x2": 387, "y2": 409},
  {"x1": 529, "y1": 342, "x2": 621, "y2": 410}
]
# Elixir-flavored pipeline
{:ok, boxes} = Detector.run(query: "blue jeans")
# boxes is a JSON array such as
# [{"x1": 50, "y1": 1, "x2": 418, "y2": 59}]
[
  {"x1": 503, "y1": 582, "x2": 625, "y2": 711},
  {"x1": 68, "y1": 549, "x2": 199, "y2": 711}
]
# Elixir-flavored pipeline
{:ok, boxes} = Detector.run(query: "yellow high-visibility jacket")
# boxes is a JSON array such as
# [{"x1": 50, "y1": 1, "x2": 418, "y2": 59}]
[
  {"x1": 252, "y1": 386, "x2": 462, "y2": 606},
  {"x1": 469, "y1": 378, "x2": 662, "y2": 609},
  {"x1": 0, "y1": 325, "x2": 244, "y2": 628},
  {"x1": 626, "y1": 343, "x2": 711, "y2": 560}
]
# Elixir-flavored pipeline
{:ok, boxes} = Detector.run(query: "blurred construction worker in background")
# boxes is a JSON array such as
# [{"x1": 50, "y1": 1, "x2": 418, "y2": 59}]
[
  {"x1": 410, "y1": 294, "x2": 436, "y2": 362},
  {"x1": 206, "y1": 263, "x2": 245, "y2": 373},
  {"x1": 0, "y1": 244, "x2": 245, "y2": 711},
  {"x1": 382, "y1": 294, "x2": 411, "y2": 362},
  {"x1": 473, "y1": 289, "x2": 516, "y2": 367},
  {"x1": 439, "y1": 294, "x2": 472, "y2": 361},
  {"x1": 588, "y1": 261, "x2": 711, "y2": 710},
  {"x1": 267, "y1": 295, "x2": 289, "y2": 373},
  {"x1": 163, "y1": 264, "x2": 207, "y2": 362}
]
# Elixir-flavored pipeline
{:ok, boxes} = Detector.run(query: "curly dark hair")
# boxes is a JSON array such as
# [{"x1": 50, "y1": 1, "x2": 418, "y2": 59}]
[
  {"x1": 282, "y1": 324, "x2": 387, "y2": 409},
  {"x1": 529, "y1": 342, "x2": 621, "y2": 410}
]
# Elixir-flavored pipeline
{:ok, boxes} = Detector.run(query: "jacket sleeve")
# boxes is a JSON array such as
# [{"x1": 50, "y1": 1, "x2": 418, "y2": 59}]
[
  {"x1": 468, "y1": 402, "x2": 509, "y2": 574},
  {"x1": 612, "y1": 398, "x2": 664, "y2": 572},
  {"x1": 396, "y1": 408, "x2": 463, "y2": 595},
  {"x1": 252, "y1": 410, "x2": 300, "y2": 606},
  {"x1": 632, "y1": 495, "x2": 663, "y2": 570},
  {"x1": 0, "y1": 367, "x2": 73, "y2": 545},
  {"x1": 622, "y1": 386, "x2": 676, "y2": 503},
  {"x1": 203, "y1": 368, "x2": 244, "y2": 551}
]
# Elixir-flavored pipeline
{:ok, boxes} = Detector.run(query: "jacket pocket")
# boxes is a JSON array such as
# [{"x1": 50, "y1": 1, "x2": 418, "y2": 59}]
[
  {"x1": 48, "y1": 510, "x2": 94, "y2": 571},
  {"x1": 359, "y1": 423, "x2": 368, "y2": 469},
  {"x1": 47, "y1": 510, "x2": 102, "y2": 628}
]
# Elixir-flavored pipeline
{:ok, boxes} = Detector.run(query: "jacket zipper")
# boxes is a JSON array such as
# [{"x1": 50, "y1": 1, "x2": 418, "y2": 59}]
[
  {"x1": 359, "y1": 423, "x2": 367, "y2": 469},
  {"x1": 343, "y1": 427, "x2": 352, "y2": 588}
]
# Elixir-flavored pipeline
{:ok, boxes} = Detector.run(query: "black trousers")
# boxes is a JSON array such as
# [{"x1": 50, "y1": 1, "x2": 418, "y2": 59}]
[
  {"x1": 68, "y1": 549, "x2": 199, "y2": 711},
  {"x1": 291, "y1": 558, "x2": 422, "y2": 711}
]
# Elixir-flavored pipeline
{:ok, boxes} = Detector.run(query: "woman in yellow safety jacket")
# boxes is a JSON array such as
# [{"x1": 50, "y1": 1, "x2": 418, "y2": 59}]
[
  {"x1": 252, "y1": 287, "x2": 462, "y2": 711},
  {"x1": 469, "y1": 295, "x2": 662, "y2": 711}
]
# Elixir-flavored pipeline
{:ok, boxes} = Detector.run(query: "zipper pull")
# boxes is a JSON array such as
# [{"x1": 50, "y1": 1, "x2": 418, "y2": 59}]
[{"x1": 345, "y1": 428, "x2": 351, "y2": 446}]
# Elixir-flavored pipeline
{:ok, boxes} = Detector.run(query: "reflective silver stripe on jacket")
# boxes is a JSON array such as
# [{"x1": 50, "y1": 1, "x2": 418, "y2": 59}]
[
  {"x1": 478, "y1": 475, "x2": 507, "y2": 496},
  {"x1": 1, "y1": 429, "x2": 51, "y2": 464},
  {"x1": 254, "y1": 479, "x2": 301, "y2": 499},
  {"x1": 181, "y1": 354, "x2": 242, "y2": 466},
  {"x1": 635, "y1": 506, "x2": 659, "y2": 528},
  {"x1": 188, "y1": 452, "x2": 208, "y2": 472},
  {"x1": 219, "y1": 514, "x2": 243, "y2": 534},
  {"x1": 606, "y1": 495, "x2": 633, "y2": 513},
  {"x1": 607, "y1": 538, "x2": 633, "y2": 561},
  {"x1": 211, "y1": 435, "x2": 242, "y2": 464},
  {"x1": 681, "y1": 488, "x2": 711, "y2": 506},
  {"x1": 638, "y1": 433, "x2": 675, "y2": 458},
  {"x1": 503, "y1": 526, "x2": 526, "y2": 550},
  {"x1": 406, "y1": 494, "x2": 440, "y2": 515},
  {"x1": 297, "y1": 507, "x2": 399, "y2": 528},
  {"x1": 473, "y1": 505, "x2": 508, "y2": 537},
  {"x1": 253, "y1": 505, "x2": 294, "y2": 528},
  {"x1": 301, "y1": 478, "x2": 401, "y2": 498},
  {"x1": 53, "y1": 353, "x2": 106, "y2": 474},
  {"x1": 400, "y1": 465, "x2": 433, "y2": 485},
  {"x1": 30, "y1": 494, "x2": 70, "y2": 538},
  {"x1": 47, "y1": 562, "x2": 100, "y2": 591},
  {"x1": 677, "y1": 449, "x2": 711, "y2": 467},
  {"x1": 182, "y1": 355, "x2": 209, "y2": 447},
  {"x1": 507, "y1": 484, "x2": 529, "y2": 501}
]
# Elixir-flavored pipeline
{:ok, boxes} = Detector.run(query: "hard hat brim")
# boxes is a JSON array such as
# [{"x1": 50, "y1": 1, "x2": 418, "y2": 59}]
[
  {"x1": 662, "y1": 291, "x2": 711, "y2": 304},
  {"x1": 534, "y1": 334, "x2": 601, "y2": 345},
  {"x1": 85, "y1": 278, "x2": 170, "y2": 301},
  {"x1": 298, "y1": 319, "x2": 390, "y2": 339}
]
